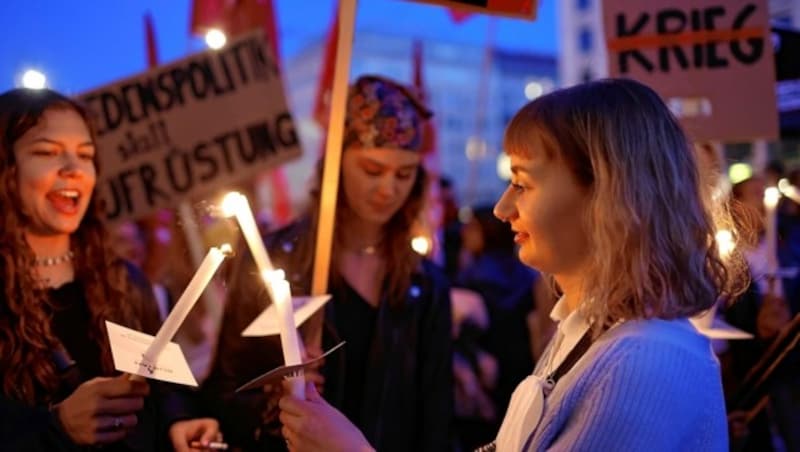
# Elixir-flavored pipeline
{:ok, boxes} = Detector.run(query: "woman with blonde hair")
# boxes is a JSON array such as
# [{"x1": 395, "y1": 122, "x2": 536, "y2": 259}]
[
  {"x1": 272, "y1": 78, "x2": 746, "y2": 451},
  {"x1": 487, "y1": 78, "x2": 746, "y2": 451}
]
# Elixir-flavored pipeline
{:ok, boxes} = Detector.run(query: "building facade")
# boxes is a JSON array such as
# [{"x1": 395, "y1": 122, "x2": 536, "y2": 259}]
[
  {"x1": 558, "y1": 0, "x2": 607, "y2": 87},
  {"x1": 281, "y1": 30, "x2": 557, "y2": 207}
]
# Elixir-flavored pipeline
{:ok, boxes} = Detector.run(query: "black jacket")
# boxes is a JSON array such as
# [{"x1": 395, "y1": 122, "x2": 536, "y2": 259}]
[
  {"x1": 0, "y1": 261, "x2": 197, "y2": 451},
  {"x1": 204, "y1": 219, "x2": 454, "y2": 451}
]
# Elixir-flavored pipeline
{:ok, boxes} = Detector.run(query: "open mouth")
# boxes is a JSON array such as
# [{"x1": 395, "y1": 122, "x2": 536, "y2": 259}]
[{"x1": 46, "y1": 189, "x2": 81, "y2": 215}]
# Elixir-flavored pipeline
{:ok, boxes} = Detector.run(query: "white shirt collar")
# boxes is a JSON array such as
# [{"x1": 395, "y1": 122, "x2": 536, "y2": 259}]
[
  {"x1": 549, "y1": 295, "x2": 571, "y2": 322},
  {"x1": 495, "y1": 296, "x2": 592, "y2": 451},
  {"x1": 545, "y1": 296, "x2": 592, "y2": 375},
  {"x1": 550, "y1": 296, "x2": 590, "y2": 337}
]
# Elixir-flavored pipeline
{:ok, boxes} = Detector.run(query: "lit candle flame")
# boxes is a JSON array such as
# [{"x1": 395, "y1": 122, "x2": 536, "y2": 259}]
[
  {"x1": 205, "y1": 28, "x2": 227, "y2": 49},
  {"x1": 715, "y1": 229, "x2": 735, "y2": 259},
  {"x1": 411, "y1": 236, "x2": 431, "y2": 256},
  {"x1": 764, "y1": 186, "x2": 781, "y2": 210},
  {"x1": 778, "y1": 179, "x2": 800, "y2": 204}
]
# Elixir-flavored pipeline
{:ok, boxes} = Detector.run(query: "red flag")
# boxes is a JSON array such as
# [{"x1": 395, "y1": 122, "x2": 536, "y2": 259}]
[
  {"x1": 313, "y1": 3, "x2": 340, "y2": 131},
  {"x1": 412, "y1": 40, "x2": 439, "y2": 160},
  {"x1": 260, "y1": 0, "x2": 281, "y2": 63},
  {"x1": 263, "y1": 168, "x2": 292, "y2": 223},
  {"x1": 189, "y1": 0, "x2": 226, "y2": 36},
  {"x1": 144, "y1": 13, "x2": 159, "y2": 68},
  {"x1": 412, "y1": 40, "x2": 425, "y2": 99},
  {"x1": 448, "y1": 8, "x2": 474, "y2": 23},
  {"x1": 188, "y1": 0, "x2": 293, "y2": 223},
  {"x1": 413, "y1": 39, "x2": 444, "y2": 263},
  {"x1": 191, "y1": 0, "x2": 281, "y2": 63}
]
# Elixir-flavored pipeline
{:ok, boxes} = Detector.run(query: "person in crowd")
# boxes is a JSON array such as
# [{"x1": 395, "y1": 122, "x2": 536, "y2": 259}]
[
  {"x1": 452, "y1": 205, "x2": 537, "y2": 450},
  {"x1": 722, "y1": 175, "x2": 797, "y2": 451},
  {"x1": 438, "y1": 176, "x2": 462, "y2": 280},
  {"x1": 0, "y1": 88, "x2": 220, "y2": 451},
  {"x1": 204, "y1": 75, "x2": 453, "y2": 452},
  {"x1": 111, "y1": 220, "x2": 172, "y2": 322}
]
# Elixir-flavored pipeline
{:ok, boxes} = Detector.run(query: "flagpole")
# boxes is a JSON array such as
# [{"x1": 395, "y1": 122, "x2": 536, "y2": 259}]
[
  {"x1": 308, "y1": 0, "x2": 358, "y2": 348},
  {"x1": 465, "y1": 16, "x2": 496, "y2": 207}
]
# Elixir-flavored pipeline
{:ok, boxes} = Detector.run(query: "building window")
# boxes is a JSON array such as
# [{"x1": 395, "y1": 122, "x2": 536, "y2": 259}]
[
  {"x1": 577, "y1": 0, "x2": 590, "y2": 11},
  {"x1": 579, "y1": 27, "x2": 593, "y2": 53}
]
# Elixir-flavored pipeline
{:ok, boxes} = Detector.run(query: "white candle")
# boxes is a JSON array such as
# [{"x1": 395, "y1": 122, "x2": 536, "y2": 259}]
[
  {"x1": 142, "y1": 244, "x2": 231, "y2": 365},
  {"x1": 778, "y1": 178, "x2": 800, "y2": 204},
  {"x1": 222, "y1": 192, "x2": 306, "y2": 397},
  {"x1": 221, "y1": 192, "x2": 274, "y2": 274},
  {"x1": 263, "y1": 269, "x2": 306, "y2": 399},
  {"x1": 763, "y1": 187, "x2": 780, "y2": 282}
]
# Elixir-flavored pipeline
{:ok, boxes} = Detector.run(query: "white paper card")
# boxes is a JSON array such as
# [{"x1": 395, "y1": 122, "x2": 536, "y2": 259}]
[
  {"x1": 242, "y1": 295, "x2": 331, "y2": 337},
  {"x1": 690, "y1": 311, "x2": 754, "y2": 340},
  {"x1": 105, "y1": 320, "x2": 198, "y2": 386}
]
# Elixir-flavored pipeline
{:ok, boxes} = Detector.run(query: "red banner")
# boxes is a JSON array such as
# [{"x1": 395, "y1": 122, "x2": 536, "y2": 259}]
[
  {"x1": 313, "y1": 3, "x2": 340, "y2": 131},
  {"x1": 410, "y1": 0, "x2": 537, "y2": 20}
]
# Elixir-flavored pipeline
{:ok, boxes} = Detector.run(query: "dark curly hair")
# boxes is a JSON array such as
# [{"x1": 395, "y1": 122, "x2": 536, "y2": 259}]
[{"x1": 0, "y1": 88, "x2": 140, "y2": 405}]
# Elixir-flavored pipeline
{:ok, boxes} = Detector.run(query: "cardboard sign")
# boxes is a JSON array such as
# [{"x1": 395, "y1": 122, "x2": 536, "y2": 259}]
[
  {"x1": 409, "y1": 0, "x2": 537, "y2": 19},
  {"x1": 80, "y1": 30, "x2": 301, "y2": 222},
  {"x1": 603, "y1": 0, "x2": 778, "y2": 142}
]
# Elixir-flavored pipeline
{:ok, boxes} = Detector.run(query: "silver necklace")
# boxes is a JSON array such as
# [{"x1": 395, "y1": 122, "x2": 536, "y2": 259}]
[
  {"x1": 345, "y1": 238, "x2": 382, "y2": 255},
  {"x1": 34, "y1": 251, "x2": 74, "y2": 267}
]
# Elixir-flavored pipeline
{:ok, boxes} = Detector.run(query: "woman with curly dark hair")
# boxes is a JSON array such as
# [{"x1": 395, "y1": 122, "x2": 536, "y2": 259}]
[{"x1": 0, "y1": 87, "x2": 219, "y2": 451}]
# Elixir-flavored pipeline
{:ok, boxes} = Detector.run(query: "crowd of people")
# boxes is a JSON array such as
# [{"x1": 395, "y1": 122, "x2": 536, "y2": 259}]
[{"x1": 0, "y1": 74, "x2": 797, "y2": 452}]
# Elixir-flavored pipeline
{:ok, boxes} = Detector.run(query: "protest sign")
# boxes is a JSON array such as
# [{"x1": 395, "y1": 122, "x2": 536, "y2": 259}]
[
  {"x1": 80, "y1": 30, "x2": 301, "y2": 221},
  {"x1": 604, "y1": 0, "x2": 778, "y2": 142}
]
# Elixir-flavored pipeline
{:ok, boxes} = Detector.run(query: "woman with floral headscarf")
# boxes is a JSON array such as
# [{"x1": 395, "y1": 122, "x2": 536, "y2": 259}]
[{"x1": 204, "y1": 75, "x2": 453, "y2": 452}]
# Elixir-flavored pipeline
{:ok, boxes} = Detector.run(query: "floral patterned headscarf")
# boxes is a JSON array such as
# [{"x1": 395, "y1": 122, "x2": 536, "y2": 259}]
[{"x1": 343, "y1": 75, "x2": 433, "y2": 152}]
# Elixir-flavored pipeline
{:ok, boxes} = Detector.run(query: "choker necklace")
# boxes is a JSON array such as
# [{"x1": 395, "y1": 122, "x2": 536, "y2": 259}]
[{"x1": 34, "y1": 251, "x2": 74, "y2": 267}]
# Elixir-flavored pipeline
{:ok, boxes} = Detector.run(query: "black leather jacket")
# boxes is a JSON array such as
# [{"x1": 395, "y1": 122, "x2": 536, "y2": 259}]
[
  {"x1": 0, "y1": 261, "x2": 196, "y2": 451},
  {"x1": 204, "y1": 219, "x2": 454, "y2": 451}
]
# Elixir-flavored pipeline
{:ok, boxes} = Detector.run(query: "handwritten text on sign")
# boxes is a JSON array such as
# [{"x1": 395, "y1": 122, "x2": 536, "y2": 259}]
[
  {"x1": 603, "y1": 0, "x2": 778, "y2": 142},
  {"x1": 80, "y1": 30, "x2": 301, "y2": 221}
]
